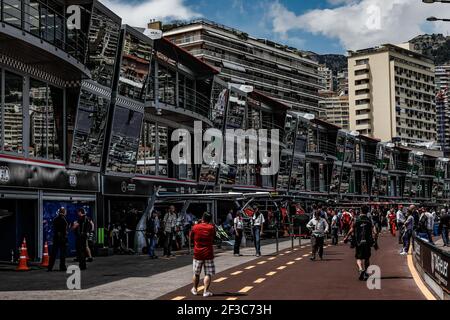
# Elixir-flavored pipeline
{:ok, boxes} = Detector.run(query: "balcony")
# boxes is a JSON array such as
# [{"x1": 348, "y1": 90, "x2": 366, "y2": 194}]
[
  {"x1": 355, "y1": 83, "x2": 370, "y2": 91},
  {"x1": 307, "y1": 140, "x2": 337, "y2": 157},
  {"x1": 355, "y1": 73, "x2": 370, "y2": 81},
  {"x1": 0, "y1": 0, "x2": 89, "y2": 81},
  {"x1": 354, "y1": 63, "x2": 370, "y2": 71},
  {"x1": 355, "y1": 113, "x2": 371, "y2": 121},
  {"x1": 354, "y1": 103, "x2": 371, "y2": 112}
]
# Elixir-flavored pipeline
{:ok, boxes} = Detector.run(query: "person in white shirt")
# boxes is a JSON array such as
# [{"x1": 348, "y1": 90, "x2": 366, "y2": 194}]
[
  {"x1": 251, "y1": 206, "x2": 265, "y2": 257},
  {"x1": 423, "y1": 207, "x2": 435, "y2": 245},
  {"x1": 396, "y1": 206, "x2": 405, "y2": 244},
  {"x1": 307, "y1": 206, "x2": 329, "y2": 261},
  {"x1": 233, "y1": 211, "x2": 244, "y2": 256}
]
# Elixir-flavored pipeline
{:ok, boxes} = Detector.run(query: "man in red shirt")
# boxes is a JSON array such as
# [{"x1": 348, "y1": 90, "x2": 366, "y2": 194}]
[{"x1": 190, "y1": 212, "x2": 216, "y2": 297}]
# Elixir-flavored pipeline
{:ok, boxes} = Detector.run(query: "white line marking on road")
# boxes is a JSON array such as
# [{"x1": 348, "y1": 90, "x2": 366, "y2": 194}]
[
  {"x1": 287, "y1": 261, "x2": 295, "y2": 265},
  {"x1": 213, "y1": 277, "x2": 228, "y2": 283},
  {"x1": 295, "y1": 257, "x2": 303, "y2": 261},
  {"x1": 172, "y1": 296, "x2": 185, "y2": 300},
  {"x1": 238, "y1": 286, "x2": 253, "y2": 293},
  {"x1": 303, "y1": 254, "x2": 309, "y2": 257},
  {"x1": 245, "y1": 265, "x2": 255, "y2": 270},
  {"x1": 268, "y1": 257, "x2": 276, "y2": 260},
  {"x1": 257, "y1": 261, "x2": 267, "y2": 265},
  {"x1": 231, "y1": 271, "x2": 243, "y2": 275},
  {"x1": 266, "y1": 271, "x2": 277, "y2": 276},
  {"x1": 277, "y1": 266, "x2": 287, "y2": 270},
  {"x1": 227, "y1": 297, "x2": 238, "y2": 300},
  {"x1": 254, "y1": 278, "x2": 266, "y2": 284}
]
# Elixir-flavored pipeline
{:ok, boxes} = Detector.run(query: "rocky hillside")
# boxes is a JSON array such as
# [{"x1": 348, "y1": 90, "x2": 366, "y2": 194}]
[
  {"x1": 409, "y1": 34, "x2": 450, "y2": 65},
  {"x1": 305, "y1": 52, "x2": 348, "y2": 75}
]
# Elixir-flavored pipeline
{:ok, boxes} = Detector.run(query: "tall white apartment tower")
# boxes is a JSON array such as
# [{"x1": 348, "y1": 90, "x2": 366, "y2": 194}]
[{"x1": 348, "y1": 44, "x2": 436, "y2": 144}]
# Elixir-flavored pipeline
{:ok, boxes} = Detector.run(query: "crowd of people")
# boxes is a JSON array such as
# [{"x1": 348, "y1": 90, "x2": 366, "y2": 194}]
[
  {"x1": 144, "y1": 205, "x2": 197, "y2": 259},
  {"x1": 46, "y1": 200, "x2": 450, "y2": 297}
]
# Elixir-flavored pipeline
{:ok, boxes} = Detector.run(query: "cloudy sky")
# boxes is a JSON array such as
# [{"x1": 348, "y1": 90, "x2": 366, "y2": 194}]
[{"x1": 101, "y1": 0, "x2": 450, "y2": 54}]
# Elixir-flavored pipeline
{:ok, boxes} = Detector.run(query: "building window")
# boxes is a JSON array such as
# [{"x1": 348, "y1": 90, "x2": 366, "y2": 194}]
[
  {"x1": 70, "y1": 90, "x2": 109, "y2": 168},
  {"x1": 28, "y1": 78, "x2": 63, "y2": 160},
  {"x1": 2, "y1": 70, "x2": 23, "y2": 154}
]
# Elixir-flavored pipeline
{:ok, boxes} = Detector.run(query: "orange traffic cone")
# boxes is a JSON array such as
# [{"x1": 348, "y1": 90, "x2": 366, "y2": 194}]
[
  {"x1": 16, "y1": 244, "x2": 30, "y2": 271},
  {"x1": 22, "y1": 238, "x2": 29, "y2": 260},
  {"x1": 40, "y1": 242, "x2": 49, "y2": 267}
]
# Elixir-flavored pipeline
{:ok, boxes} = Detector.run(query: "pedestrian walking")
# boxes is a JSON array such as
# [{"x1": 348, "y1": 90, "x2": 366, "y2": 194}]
[
  {"x1": 424, "y1": 206, "x2": 435, "y2": 244},
  {"x1": 396, "y1": 206, "x2": 405, "y2": 245},
  {"x1": 341, "y1": 209, "x2": 352, "y2": 236},
  {"x1": 438, "y1": 209, "x2": 449, "y2": 247},
  {"x1": 344, "y1": 205, "x2": 377, "y2": 281},
  {"x1": 47, "y1": 207, "x2": 68, "y2": 272},
  {"x1": 163, "y1": 206, "x2": 177, "y2": 258},
  {"x1": 72, "y1": 208, "x2": 92, "y2": 270},
  {"x1": 86, "y1": 216, "x2": 95, "y2": 263},
  {"x1": 146, "y1": 210, "x2": 160, "y2": 259},
  {"x1": 307, "y1": 206, "x2": 329, "y2": 261},
  {"x1": 183, "y1": 211, "x2": 195, "y2": 247},
  {"x1": 417, "y1": 207, "x2": 430, "y2": 241},
  {"x1": 190, "y1": 212, "x2": 216, "y2": 298},
  {"x1": 388, "y1": 209, "x2": 397, "y2": 237},
  {"x1": 331, "y1": 210, "x2": 339, "y2": 245},
  {"x1": 251, "y1": 206, "x2": 265, "y2": 257},
  {"x1": 400, "y1": 206, "x2": 415, "y2": 255},
  {"x1": 371, "y1": 207, "x2": 381, "y2": 234},
  {"x1": 233, "y1": 211, "x2": 244, "y2": 256}
]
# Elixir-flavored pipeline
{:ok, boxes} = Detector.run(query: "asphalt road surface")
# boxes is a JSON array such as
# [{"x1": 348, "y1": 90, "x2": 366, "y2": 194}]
[{"x1": 159, "y1": 232, "x2": 426, "y2": 300}]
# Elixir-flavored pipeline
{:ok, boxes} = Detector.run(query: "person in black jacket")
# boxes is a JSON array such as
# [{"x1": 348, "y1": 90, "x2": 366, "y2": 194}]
[
  {"x1": 72, "y1": 208, "x2": 91, "y2": 270},
  {"x1": 48, "y1": 207, "x2": 68, "y2": 272}
]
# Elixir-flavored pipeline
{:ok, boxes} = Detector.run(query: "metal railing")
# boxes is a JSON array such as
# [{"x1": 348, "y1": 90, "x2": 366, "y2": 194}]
[
  {"x1": 187, "y1": 47, "x2": 322, "y2": 87},
  {"x1": 171, "y1": 33, "x2": 320, "y2": 79},
  {"x1": 0, "y1": 0, "x2": 87, "y2": 63},
  {"x1": 153, "y1": 78, "x2": 212, "y2": 119},
  {"x1": 307, "y1": 139, "x2": 337, "y2": 156}
]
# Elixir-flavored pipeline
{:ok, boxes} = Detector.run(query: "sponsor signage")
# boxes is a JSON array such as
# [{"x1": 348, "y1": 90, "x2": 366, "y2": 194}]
[
  {"x1": 103, "y1": 176, "x2": 153, "y2": 196},
  {"x1": 413, "y1": 236, "x2": 450, "y2": 294},
  {"x1": 0, "y1": 161, "x2": 99, "y2": 192}
]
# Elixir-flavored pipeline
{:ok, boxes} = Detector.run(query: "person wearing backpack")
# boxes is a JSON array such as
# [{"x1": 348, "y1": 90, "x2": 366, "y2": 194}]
[
  {"x1": 417, "y1": 207, "x2": 430, "y2": 241},
  {"x1": 344, "y1": 205, "x2": 376, "y2": 281}
]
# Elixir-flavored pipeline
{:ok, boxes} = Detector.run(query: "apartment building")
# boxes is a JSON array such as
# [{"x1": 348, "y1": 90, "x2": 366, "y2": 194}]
[
  {"x1": 348, "y1": 44, "x2": 436, "y2": 144},
  {"x1": 318, "y1": 65, "x2": 334, "y2": 92},
  {"x1": 337, "y1": 70, "x2": 348, "y2": 95},
  {"x1": 435, "y1": 65, "x2": 450, "y2": 155},
  {"x1": 319, "y1": 91, "x2": 349, "y2": 129},
  {"x1": 162, "y1": 19, "x2": 323, "y2": 116}
]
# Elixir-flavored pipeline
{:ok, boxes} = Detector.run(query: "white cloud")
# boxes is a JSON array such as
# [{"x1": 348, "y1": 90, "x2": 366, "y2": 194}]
[
  {"x1": 327, "y1": 0, "x2": 359, "y2": 5},
  {"x1": 269, "y1": 0, "x2": 450, "y2": 51},
  {"x1": 100, "y1": 0, "x2": 201, "y2": 27},
  {"x1": 232, "y1": 0, "x2": 245, "y2": 14}
]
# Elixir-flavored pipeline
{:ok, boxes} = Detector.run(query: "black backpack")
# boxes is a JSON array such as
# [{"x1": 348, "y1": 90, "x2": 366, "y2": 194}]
[
  {"x1": 354, "y1": 216, "x2": 374, "y2": 247},
  {"x1": 418, "y1": 214, "x2": 428, "y2": 233}
]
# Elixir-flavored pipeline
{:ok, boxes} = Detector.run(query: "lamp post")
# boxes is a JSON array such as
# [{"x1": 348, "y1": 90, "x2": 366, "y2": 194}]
[{"x1": 422, "y1": 0, "x2": 450, "y2": 4}]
